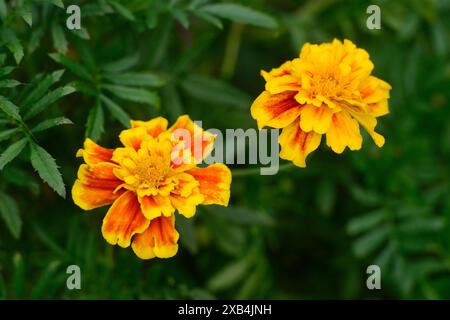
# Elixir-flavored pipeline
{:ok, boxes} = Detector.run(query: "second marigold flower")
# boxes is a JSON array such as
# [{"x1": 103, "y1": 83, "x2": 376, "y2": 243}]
[
  {"x1": 251, "y1": 39, "x2": 392, "y2": 167},
  {"x1": 72, "y1": 115, "x2": 232, "y2": 259}
]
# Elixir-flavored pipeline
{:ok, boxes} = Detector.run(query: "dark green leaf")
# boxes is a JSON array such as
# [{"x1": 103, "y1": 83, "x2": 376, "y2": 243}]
[
  {"x1": 0, "y1": 138, "x2": 27, "y2": 170},
  {"x1": 0, "y1": 191, "x2": 22, "y2": 238}
]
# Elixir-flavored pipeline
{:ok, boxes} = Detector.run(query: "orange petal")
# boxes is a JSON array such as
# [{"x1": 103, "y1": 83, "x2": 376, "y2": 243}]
[
  {"x1": 251, "y1": 91, "x2": 303, "y2": 129},
  {"x1": 131, "y1": 117, "x2": 168, "y2": 137},
  {"x1": 76, "y1": 138, "x2": 114, "y2": 165},
  {"x1": 170, "y1": 187, "x2": 204, "y2": 218},
  {"x1": 169, "y1": 115, "x2": 215, "y2": 163},
  {"x1": 265, "y1": 74, "x2": 301, "y2": 94},
  {"x1": 102, "y1": 191, "x2": 150, "y2": 248},
  {"x1": 119, "y1": 127, "x2": 148, "y2": 151},
  {"x1": 326, "y1": 111, "x2": 363, "y2": 154},
  {"x1": 138, "y1": 194, "x2": 175, "y2": 220},
  {"x1": 131, "y1": 215, "x2": 179, "y2": 259},
  {"x1": 72, "y1": 163, "x2": 124, "y2": 210},
  {"x1": 279, "y1": 120, "x2": 322, "y2": 167},
  {"x1": 186, "y1": 164, "x2": 231, "y2": 206}
]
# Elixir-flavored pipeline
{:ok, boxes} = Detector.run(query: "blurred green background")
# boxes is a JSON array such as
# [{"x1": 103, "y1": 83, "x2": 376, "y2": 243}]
[{"x1": 1, "y1": 0, "x2": 450, "y2": 299}]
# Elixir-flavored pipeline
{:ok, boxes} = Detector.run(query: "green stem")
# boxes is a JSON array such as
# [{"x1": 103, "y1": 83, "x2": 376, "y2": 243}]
[
  {"x1": 221, "y1": 23, "x2": 244, "y2": 79},
  {"x1": 232, "y1": 162, "x2": 295, "y2": 177}
]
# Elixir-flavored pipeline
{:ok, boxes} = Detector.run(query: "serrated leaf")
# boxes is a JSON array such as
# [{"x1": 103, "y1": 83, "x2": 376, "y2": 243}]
[
  {"x1": 182, "y1": 74, "x2": 250, "y2": 109},
  {"x1": 104, "y1": 72, "x2": 166, "y2": 87},
  {"x1": 103, "y1": 84, "x2": 160, "y2": 107},
  {"x1": 0, "y1": 96, "x2": 21, "y2": 121},
  {"x1": 51, "y1": 23, "x2": 68, "y2": 53},
  {"x1": 0, "y1": 192, "x2": 22, "y2": 238},
  {"x1": 109, "y1": 1, "x2": 135, "y2": 21},
  {"x1": 24, "y1": 86, "x2": 76, "y2": 120},
  {"x1": 30, "y1": 142, "x2": 66, "y2": 198},
  {"x1": 0, "y1": 138, "x2": 27, "y2": 170},
  {"x1": 85, "y1": 100, "x2": 104, "y2": 141},
  {"x1": 0, "y1": 79, "x2": 20, "y2": 88},
  {"x1": 102, "y1": 53, "x2": 140, "y2": 73},
  {"x1": 100, "y1": 94, "x2": 130, "y2": 127},
  {"x1": 49, "y1": 53, "x2": 94, "y2": 82},
  {"x1": 0, "y1": 128, "x2": 20, "y2": 142},
  {"x1": 1, "y1": 29, "x2": 24, "y2": 64},
  {"x1": 20, "y1": 70, "x2": 65, "y2": 107},
  {"x1": 31, "y1": 117, "x2": 73, "y2": 133},
  {"x1": 200, "y1": 3, "x2": 277, "y2": 29}
]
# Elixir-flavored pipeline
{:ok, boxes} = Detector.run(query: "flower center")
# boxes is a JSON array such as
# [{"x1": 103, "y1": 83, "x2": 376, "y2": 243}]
[
  {"x1": 312, "y1": 72, "x2": 340, "y2": 97},
  {"x1": 131, "y1": 153, "x2": 171, "y2": 190}
]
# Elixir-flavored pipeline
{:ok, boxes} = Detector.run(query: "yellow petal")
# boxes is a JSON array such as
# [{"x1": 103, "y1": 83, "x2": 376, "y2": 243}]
[
  {"x1": 186, "y1": 164, "x2": 232, "y2": 206},
  {"x1": 279, "y1": 121, "x2": 322, "y2": 168},
  {"x1": 138, "y1": 194, "x2": 175, "y2": 220},
  {"x1": 76, "y1": 138, "x2": 113, "y2": 165},
  {"x1": 131, "y1": 215, "x2": 179, "y2": 259},
  {"x1": 102, "y1": 191, "x2": 150, "y2": 248},
  {"x1": 251, "y1": 91, "x2": 302, "y2": 129},
  {"x1": 326, "y1": 111, "x2": 363, "y2": 154},
  {"x1": 131, "y1": 117, "x2": 168, "y2": 138},
  {"x1": 119, "y1": 127, "x2": 148, "y2": 151},
  {"x1": 299, "y1": 104, "x2": 334, "y2": 134}
]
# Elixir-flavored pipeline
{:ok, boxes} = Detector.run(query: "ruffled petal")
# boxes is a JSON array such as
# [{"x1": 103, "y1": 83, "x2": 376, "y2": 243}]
[
  {"x1": 348, "y1": 111, "x2": 385, "y2": 148},
  {"x1": 76, "y1": 138, "x2": 114, "y2": 165},
  {"x1": 186, "y1": 164, "x2": 231, "y2": 206},
  {"x1": 279, "y1": 120, "x2": 322, "y2": 168},
  {"x1": 138, "y1": 194, "x2": 175, "y2": 220},
  {"x1": 169, "y1": 115, "x2": 215, "y2": 163},
  {"x1": 119, "y1": 127, "x2": 148, "y2": 151},
  {"x1": 250, "y1": 91, "x2": 303, "y2": 129},
  {"x1": 299, "y1": 104, "x2": 334, "y2": 134},
  {"x1": 326, "y1": 111, "x2": 363, "y2": 154},
  {"x1": 72, "y1": 162, "x2": 124, "y2": 210},
  {"x1": 265, "y1": 74, "x2": 301, "y2": 94},
  {"x1": 131, "y1": 215, "x2": 179, "y2": 259},
  {"x1": 102, "y1": 191, "x2": 150, "y2": 248},
  {"x1": 131, "y1": 117, "x2": 168, "y2": 137}
]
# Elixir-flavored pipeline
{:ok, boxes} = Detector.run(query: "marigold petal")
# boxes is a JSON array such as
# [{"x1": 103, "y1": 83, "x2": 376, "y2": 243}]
[
  {"x1": 170, "y1": 187, "x2": 204, "y2": 218},
  {"x1": 76, "y1": 138, "x2": 113, "y2": 165},
  {"x1": 326, "y1": 111, "x2": 363, "y2": 154},
  {"x1": 131, "y1": 215, "x2": 179, "y2": 259},
  {"x1": 250, "y1": 91, "x2": 302, "y2": 129},
  {"x1": 186, "y1": 164, "x2": 231, "y2": 206},
  {"x1": 138, "y1": 194, "x2": 175, "y2": 220},
  {"x1": 102, "y1": 191, "x2": 150, "y2": 248},
  {"x1": 265, "y1": 74, "x2": 300, "y2": 94},
  {"x1": 72, "y1": 163, "x2": 124, "y2": 210},
  {"x1": 131, "y1": 117, "x2": 168, "y2": 137},
  {"x1": 279, "y1": 121, "x2": 322, "y2": 167},
  {"x1": 169, "y1": 115, "x2": 215, "y2": 163},
  {"x1": 119, "y1": 127, "x2": 148, "y2": 150},
  {"x1": 299, "y1": 104, "x2": 334, "y2": 134},
  {"x1": 348, "y1": 112, "x2": 385, "y2": 148}
]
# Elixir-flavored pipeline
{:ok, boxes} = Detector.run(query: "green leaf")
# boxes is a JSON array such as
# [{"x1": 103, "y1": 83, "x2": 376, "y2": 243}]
[
  {"x1": 173, "y1": 9, "x2": 190, "y2": 29},
  {"x1": 1, "y1": 29, "x2": 24, "y2": 64},
  {"x1": 48, "y1": 0, "x2": 64, "y2": 8},
  {"x1": 24, "y1": 86, "x2": 76, "y2": 120},
  {"x1": 102, "y1": 53, "x2": 140, "y2": 73},
  {"x1": 0, "y1": 66, "x2": 15, "y2": 77},
  {"x1": 194, "y1": 11, "x2": 223, "y2": 29},
  {"x1": 17, "y1": 7, "x2": 33, "y2": 27},
  {"x1": 20, "y1": 70, "x2": 65, "y2": 107},
  {"x1": 182, "y1": 74, "x2": 250, "y2": 109},
  {"x1": 0, "y1": 138, "x2": 27, "y2": 170},
  {"x1": 103, "y1": 84, "x2": 160, "y2": 107},
  {"x1": 207, "y1": 256, "x2": 253, "y2": 292},
  {"x1": 0, "y1": 79, "x2": 21, "y2": 88},
  {"x1": 30, "y1": 142, "x2": 66, "y2": 198},
  {"x1": 208, "y1": 206, "x2": 274, "y2": 226},
  {"x1": 109, "y1": 1, "x2": 135, "y2": 21},
  {"x1": 200, "y1": 4, "x2": 278, "y2": 29},
  {"x1": 104, "y1": 72, "x2": 166, "y2": 87},
  {"x1": 0, "y1": 96, "x2": 21, "y2": 121},
  {"x1": 49, "y1": 53, "x2": 94, "y2": 82},
  {"x1": 51, "y1": 22, "x2": 68, "y2": 53},
  {"x1": 100, "y1": 94, "x2": 130, "y2": 128},
  {"x1": 353, "y1": 227, "x2": 389, "y2": 258},
  {"x1": 347, "y1": 209, "x2": 387, "y2": 235},
  {"x1": 31, "y1": 117, "x2": 73, "y2": 133},
  {"x1": 0, "y1": 191, "x2": 22, "y2": 238},
  {"x1": 0, "y1": 128, "x2": 20, "y2": 142},
  {"x1": 86, "y1": 100, "x2": 105, "y2": 141}
]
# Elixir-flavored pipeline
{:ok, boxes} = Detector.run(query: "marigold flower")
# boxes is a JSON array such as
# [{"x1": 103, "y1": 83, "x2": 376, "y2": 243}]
[
  {"x1": 251, "y1": 39, "x2": 391, "y2": 167},
  {"x1": 72, "y1": 115, "x2": 232, "y2": 259}
]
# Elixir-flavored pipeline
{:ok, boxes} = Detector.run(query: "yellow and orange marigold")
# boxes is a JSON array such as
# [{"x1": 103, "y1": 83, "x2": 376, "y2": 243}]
[
  {"x1": 72, "y1": 115, "x2": 232, "y2": 259},
  {"x1": 251, "y1": 39, "x2": 391, "y2": 167}
]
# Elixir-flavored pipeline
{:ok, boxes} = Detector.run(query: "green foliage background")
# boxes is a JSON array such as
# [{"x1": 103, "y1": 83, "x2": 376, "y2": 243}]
[{"x1": 0, "y1": 0, "x2": 450, "y2": 299}]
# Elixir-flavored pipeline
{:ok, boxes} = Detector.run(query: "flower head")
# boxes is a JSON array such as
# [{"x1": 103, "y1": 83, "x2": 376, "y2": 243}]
[
  {"x1": 72, "y1": 115, "x2": 232, "y2": 259},
  {"x1": 251, "y1": 39, "x2": 391, "y2": 167}
]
